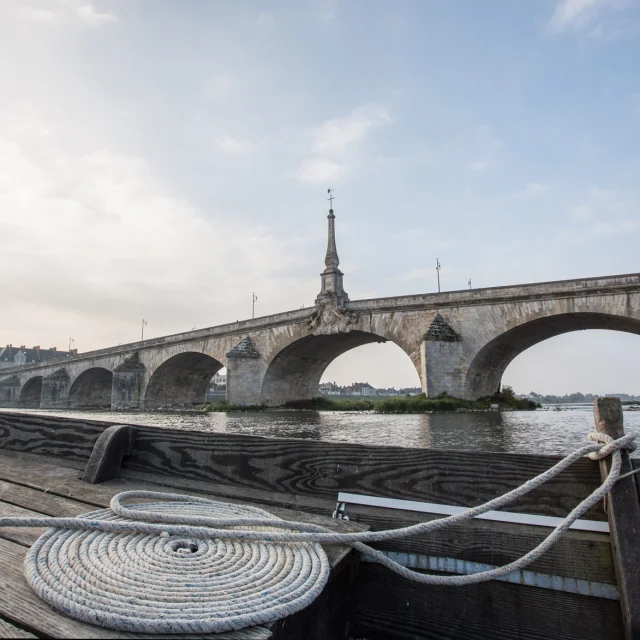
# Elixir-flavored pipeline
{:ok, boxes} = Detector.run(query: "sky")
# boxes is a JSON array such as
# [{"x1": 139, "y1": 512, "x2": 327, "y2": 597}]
[{"x1": 1, "y1": 0, "x2": 639, "y2": 395}]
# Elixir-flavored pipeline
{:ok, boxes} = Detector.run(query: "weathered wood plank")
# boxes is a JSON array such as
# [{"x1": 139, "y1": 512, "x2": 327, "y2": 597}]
[
  {"x1": 0, "y1": 412, "x2": 608, "y2": 519},
  {"x1": 0, "y1": 412, "x2": 106, "y2": 462},
  {"x1": 0, "y1": 500, "x2": 50, "y2": 547},
  {"x1": 0, "y1": 479, "x2": 94, "y2": 517},
  {"x1": 128, "y1": 426, "x2": 607, "y2": 519},
  {"x1": 594, "y1": 398, "x2": 640, "y2": 640},
  {"x1": 0, "y1": 617, "x2": 37, "y2": 639},
  {"x1": 354, "y1": 562, "x2": 623, "y2": 640},
  {"x1": 345, "y1": 503, "x2": 615, "y2": 584}
]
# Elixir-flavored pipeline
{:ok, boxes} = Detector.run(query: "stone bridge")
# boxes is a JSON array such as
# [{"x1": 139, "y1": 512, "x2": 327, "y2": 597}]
[{"x1": 1, "y1": 207, "x2": 639, "y2": 410}]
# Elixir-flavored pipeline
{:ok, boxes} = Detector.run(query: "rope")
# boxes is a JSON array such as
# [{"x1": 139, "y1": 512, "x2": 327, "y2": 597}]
[{"x1": 0, "y1": 431, "x2": 636, "y2": 634}]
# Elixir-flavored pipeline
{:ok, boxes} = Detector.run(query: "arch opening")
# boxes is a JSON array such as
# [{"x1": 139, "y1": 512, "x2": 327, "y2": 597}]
[
  {"x1": 68, "y1": 368, "x2": 113, "y2": 409},
  {"x1": 19, "y1": 376, "x2": 43, "y2": 408},
  {"x1": 465, "y1": 312, "x2": 640, "y2": 399},
  {"x1": 261, "y1": 330, "x2": 421, "y2": 406},
  {"x1": 145, "y1": 352, "x2": 223, "y2": 409}
]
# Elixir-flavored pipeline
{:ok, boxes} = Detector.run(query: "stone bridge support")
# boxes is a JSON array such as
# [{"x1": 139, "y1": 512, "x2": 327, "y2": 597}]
[
  {"x1": 225, "y1": 338, "x2": 266, "y2": 406},
  {"x1": 0, "y1": 377, "x2": 20, "y2": 407},
  {"x1": 420, "y1": 314, "x2": 466, "y2": 398},
  {"x1": 112, "y1": 353, "x2": 146, "y2": 410},
  {"x1": 41, "y1": 369, "x2": 71, "y2": 409}
]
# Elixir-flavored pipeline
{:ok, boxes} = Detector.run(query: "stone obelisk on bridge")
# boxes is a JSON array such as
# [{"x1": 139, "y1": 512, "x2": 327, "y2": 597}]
[{"x1": 317, "y1": 203, "x2": 349, "y2": 308}]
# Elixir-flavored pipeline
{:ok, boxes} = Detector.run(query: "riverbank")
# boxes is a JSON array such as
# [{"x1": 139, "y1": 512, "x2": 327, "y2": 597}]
[{"x1": 201, "y1": 393, "x2": 540, "y2": 414}]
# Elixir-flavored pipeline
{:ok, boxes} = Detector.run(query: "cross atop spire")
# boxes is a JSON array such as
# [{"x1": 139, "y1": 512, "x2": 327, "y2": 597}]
[{"x1": 316, "y1": 188, "x2": 349, "y2": 308}]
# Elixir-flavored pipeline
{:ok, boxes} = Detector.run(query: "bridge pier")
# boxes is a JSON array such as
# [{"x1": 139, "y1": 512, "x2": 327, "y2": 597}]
[
  {"x1": 111, "y1": 354, "x2": 145, "y2": 410},
  {"x1": 421, "y1": 314, "x2": 467, "y2": 399},
  {"x1": 225, "y1": 338, "x2": 266, "y2": 406},
  {"x1": 0, "y1": 376, "x2": 20, "y2": 408},
  {"x1": 41, "y1": 369, "x2": 71, "y2": 409}
]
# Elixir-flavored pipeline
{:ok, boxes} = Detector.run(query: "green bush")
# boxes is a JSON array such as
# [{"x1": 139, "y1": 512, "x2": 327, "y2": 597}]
[
  {"x1": 201, "y1": 402, "x2": 266, "y2": 412},
  {"x1": 375, "y1": 395, "x2": 487, "y2": 414},
  {"x1": 284, "y1": 397, "x2": 377, "y2": 411}
]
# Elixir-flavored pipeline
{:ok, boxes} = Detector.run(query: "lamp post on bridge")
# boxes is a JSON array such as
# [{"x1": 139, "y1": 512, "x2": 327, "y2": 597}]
[
  {"x1": 141, "y1": 319, "x2": 147, "y2": 341},
  {"x1": 436, "y1": 259, "x2": 441, "y2": 293},
  {"x1": 252, "y1": 293, "x2": 258, "y2": 319}
]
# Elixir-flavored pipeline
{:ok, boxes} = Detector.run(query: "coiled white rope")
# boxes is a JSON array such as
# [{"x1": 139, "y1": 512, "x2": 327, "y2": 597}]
[{"x1": 0, "y1": 431, "x2": 635, "y2": 634}]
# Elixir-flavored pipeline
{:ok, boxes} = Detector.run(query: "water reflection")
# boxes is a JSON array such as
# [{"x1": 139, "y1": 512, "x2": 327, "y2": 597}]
[{"x1": 3, "y1": 406, "x2": 639, "y2": 457}]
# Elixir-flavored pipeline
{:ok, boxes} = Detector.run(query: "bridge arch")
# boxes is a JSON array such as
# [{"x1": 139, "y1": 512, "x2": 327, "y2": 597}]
[
  {"x1": 145, "y1": 352, "x2": 223, "y2": 409},
  {"x1": 19, "y1": 376, "x2": 43, "y2": 408},
  {"x1": 68, "y1": 368, "x2": 113, "y2": 409},
  {"x1": 260, "y1": 330, "x2": 420, "y2": 406},
  {"x1": 464, "y1": 312, "x2": 640, "y2": 399}
]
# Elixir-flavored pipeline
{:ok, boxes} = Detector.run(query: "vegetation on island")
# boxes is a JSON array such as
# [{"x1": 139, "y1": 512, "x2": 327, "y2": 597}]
[
  {"x1": 528, "y1": 391, "x2": 640, "y2": 404},
  {"x1": 201, "y1": 401, "x2": 266, "y2": 412},
  {"x1": 284, "y1": 397, "x2": 377, "y2": 411},
  {"x1": 202, "y1": 386, "x2": 539, "y2": 413}
]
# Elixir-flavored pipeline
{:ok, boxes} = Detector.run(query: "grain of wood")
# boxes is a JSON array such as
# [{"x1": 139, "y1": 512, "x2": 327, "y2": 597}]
[
  {"x1": 124, "y1": 426, "x2": 607, "y2": 519},
  {"x1": 0, "y1": 617, "x2": 37, "y2": 639},
  {"x1": 0, "y1": 412, "x2": 608, "y2": 520},
  {"x1": 355, "y1": 562, "x2": 623, "y2": 640}
]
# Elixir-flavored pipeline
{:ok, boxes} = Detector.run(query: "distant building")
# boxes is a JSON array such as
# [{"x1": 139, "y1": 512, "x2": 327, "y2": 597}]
[
  {"x1": 376, "y1": 387, "x2": 400, "y2": 396},
  {"x1": 212, "y1": 372, "x2": 226, "y2": 389},
  {"x1": 206, "y1": 372, "x2": 227, "y2": 401},
  {"x1": 318, "y1": 382, "x2": 422, "y2": 397},
  {"x1": 346, "y1": 382, "x2": 377, "y2": 396},
  {"x1": 319, "y1": 381, "x2": 344, "y2": 395},
  {"x1": 0, "y1": 344, "x2": 76, "y2": 369},
  {"x1": 398, "y1": 387, "x2": 422, "y2": 396}
]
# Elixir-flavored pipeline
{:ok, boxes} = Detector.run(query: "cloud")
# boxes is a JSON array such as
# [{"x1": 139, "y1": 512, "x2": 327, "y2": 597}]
[
  {"x1": 565, "y1": 187, "x2": 640, "y2": 236},
  {"x1": 297, "y1": 158, "x2": 347, "y2": 184},
  {"x1": 0, "y1": 104, "x2": 311, "y2": 349},
  {"x1": 297, "y1": 104, "x2": 390, "y2": 184},
  {"x1": 500, "y1": 182, "x2": 552, "y2": 201},
  {"x1": 10, "y1": 0, "x2": 117, "y2": 26},
  {"x1": 311, "y1": 105, "x2": 390, "y2": 156},
  {"x1": 547, "y1": 0, "x2": 628, "y2": 34},
  {"x1": 76, "y1": 3, "x2": 117, "y2": 26},
  {"x1": 214, "y1": 133, "x2": 255, "y2": 155}
]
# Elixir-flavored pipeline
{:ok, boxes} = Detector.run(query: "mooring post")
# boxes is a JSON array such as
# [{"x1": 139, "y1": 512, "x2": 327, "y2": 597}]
[
  {"x1": 82, "y1": 424, "x2": 136, "y2": 484},
  {"x1": 594, "y1": 397, "x2": 640, "y2": 640}
]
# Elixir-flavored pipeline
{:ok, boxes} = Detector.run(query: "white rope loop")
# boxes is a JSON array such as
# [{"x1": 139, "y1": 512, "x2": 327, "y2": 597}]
[
  {"x1": 23, "y1": 500, "x2": 331, "y2": 634},
  {"x1": 0, "y1": 431, "x2": 636, "y2": 633}
]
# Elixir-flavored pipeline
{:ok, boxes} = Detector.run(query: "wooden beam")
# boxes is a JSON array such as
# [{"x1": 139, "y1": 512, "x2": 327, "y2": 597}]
[{"x1": 594, "y1": 397, "x2": 640, "y2": 640}]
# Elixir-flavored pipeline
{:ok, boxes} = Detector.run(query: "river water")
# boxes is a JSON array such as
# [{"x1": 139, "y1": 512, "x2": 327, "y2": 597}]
[{"x1": 6, "y1": 405, "x2": 640, "y2": 458}]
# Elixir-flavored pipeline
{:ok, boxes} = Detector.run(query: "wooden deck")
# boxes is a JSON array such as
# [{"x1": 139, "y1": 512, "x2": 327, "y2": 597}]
[
  {"x1": 0, "y1": 449, "x2": 364, "y2": 640},
  {"x1": 1, "y1": 410, "x2": 638, "y2": 640}
]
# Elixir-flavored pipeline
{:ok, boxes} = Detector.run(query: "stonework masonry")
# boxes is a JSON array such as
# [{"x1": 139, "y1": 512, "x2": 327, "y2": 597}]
[{"x1": 1, "y1": 209, "x2": 639, "y2": 408}]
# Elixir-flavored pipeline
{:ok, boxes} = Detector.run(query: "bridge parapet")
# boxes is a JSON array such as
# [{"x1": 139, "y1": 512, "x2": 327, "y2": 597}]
[{"x1": 347, "y1": 272, "x2": 640, "y2": 312}]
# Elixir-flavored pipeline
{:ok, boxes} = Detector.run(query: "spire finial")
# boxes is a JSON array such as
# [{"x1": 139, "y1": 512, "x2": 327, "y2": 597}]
[{"x1": 327, "y1": 188, "x2": 335, "y2": 214}]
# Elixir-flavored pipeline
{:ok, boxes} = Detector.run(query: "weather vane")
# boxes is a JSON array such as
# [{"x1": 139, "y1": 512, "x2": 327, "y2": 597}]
[{"x1": 327, "y1": 188, "x2": 335, "y2": 210}]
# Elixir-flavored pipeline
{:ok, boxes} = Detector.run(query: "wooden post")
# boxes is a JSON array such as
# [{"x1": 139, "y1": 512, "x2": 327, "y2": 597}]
[{"x1": 594, "y1": 397, "x2": 640, "y2": 640}]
